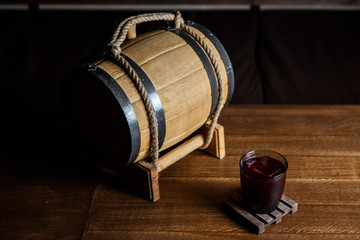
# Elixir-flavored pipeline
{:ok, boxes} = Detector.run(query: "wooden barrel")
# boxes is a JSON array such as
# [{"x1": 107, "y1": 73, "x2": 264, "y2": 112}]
[{"x1": 72, "y1": 21, "x2": 234, "y2": 169}]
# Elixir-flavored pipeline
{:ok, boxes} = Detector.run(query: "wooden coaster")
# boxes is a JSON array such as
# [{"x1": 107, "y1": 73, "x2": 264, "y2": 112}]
[{"x1": 222, "y1": 191, "x2": 298, "y2": 234}]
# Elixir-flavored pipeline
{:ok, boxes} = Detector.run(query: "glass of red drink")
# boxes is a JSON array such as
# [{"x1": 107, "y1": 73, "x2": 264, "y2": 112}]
[{"x1": 240, "y1": 150, "x2": 288, "y2": 214}]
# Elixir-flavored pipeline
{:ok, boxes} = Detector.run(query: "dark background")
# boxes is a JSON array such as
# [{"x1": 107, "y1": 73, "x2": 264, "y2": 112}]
[
  {"x1": 2, "y1": 8, "x2": 360, "y2": 106},
  {"x1": 1, "y1": 6, "x2": 360, "y2": 163}
]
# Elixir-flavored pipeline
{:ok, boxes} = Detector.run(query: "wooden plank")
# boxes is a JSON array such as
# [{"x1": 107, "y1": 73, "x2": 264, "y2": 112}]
[
  {"x1": 87, "y1": 231, "x2": 360, "y2": 240},
  {"x1": 276, "y1": 201, "x2": 291, "y2": 214},
  {"x1": 212, "y1": 177, "x2": 360, "y2": 212},
  {"x1": 89, "y1": 176, "x2": 359, "y2": 223},
  {"x1": 3, "y1": 105, "x2": 360, "y2": 239},
  {"x1": 117, "y1": 162, "x2": 160, "y2": 202},
  {"x1": 285, "y1": 179, "x2": 360, "y2": 206},
  {"x1": 136, "y1": 96, "x2": 210, "y2": 160},
  {"x1": 223, "y1": 191, "x2": 297, "y2": 234},
  {"x1": 187, "y1": 25, "x2": 230, "y2": 106},
  {"x1": 255, "y1": 212, "x2": 275, "y2": 224},
  {"x1": 201, "y1": 123, "x2": 226, "y2": 159},
  {"x1": 219, "y1": 105, "x2": 360, "y2": 136},
  {"x1": 285, "y1": 156, "x2": 359, "y2": 180},
  {"x1": 222, "y1": 199, "x2": 266, "y2": 234},
  {"x1": 225, "y1": 134, "x2": 360, "y2": 157},
  {"x1": 122, "y1": 29, "x2": 165, "y2": 50},
  {"x1": 161, "y1": 154, "x2": 359, "y2": 180},
  {"x1": 222, "y1": 105, "x2": 360, "y2": 118},
  {"x1": 0, "y1": 164, "x2": 98, "y2": 212},
  {"x1": 0, "y1": 211, "x2": 90, "y2": 240},
  {"x1": 89, "y1": 176, "x2": 360, "y2": 237},
  {"x1": 0, "y1": 163, "x2": 98, "y2": 240},
  {"x1": 268, "y1": 204, "x2": 360, "y2": 235},
  {"x1": 87, "y1": 203, "x2": 360, "y2": 237},
  {"x1": 269, "y1": 210, "x2": 283, "y2": 224},
  {"x1": 157, "y1": 134, "x2": 205, "y2": 172},
  {"x1": 281, "y1": 195, "x2": 298, "y2": 213},
  {"x1": 0, "y1": 179, "x2": 97, "y2": 213}
]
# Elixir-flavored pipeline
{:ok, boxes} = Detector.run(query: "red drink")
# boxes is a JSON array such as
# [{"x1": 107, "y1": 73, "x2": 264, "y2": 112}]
[{"x1": 240, "y1": 150, "x2": 287, "y2": 214}]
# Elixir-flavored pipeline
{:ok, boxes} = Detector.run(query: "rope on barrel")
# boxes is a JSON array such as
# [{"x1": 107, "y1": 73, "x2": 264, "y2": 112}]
[
  {"x1": 106, "y1": 11, "x2": 224, "y2": 168},
  {"x1": 176, "y1": 15, "x2": 225, "y2": 150},
  {"x1": 107, "y1": 12, "x2": 178, "y2": 170}
]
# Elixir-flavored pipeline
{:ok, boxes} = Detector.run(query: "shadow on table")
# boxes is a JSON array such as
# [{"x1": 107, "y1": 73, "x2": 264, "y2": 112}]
[
  {"x1": 1, "y1": 96, "x2": 144, "y2": 201},
  {"x1": 1, "y1": 94, "x2": 100, "y2": 180}
]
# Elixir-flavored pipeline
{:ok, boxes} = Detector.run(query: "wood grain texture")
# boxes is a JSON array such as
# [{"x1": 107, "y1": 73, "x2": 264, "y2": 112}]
[
  {"x1": 158, "y1": 134, "x2": 205, "y2": 172},
  {"x1": 84, "y1": 105, "x2": 360, "y2": 239},
  {"x1": 87, "y1": 231, "x2": 360, "y2": 240},
  {"x1": 95, "y1": 26, "x2": 234, "y2": 161},
  {"x1": 222, "y1": 193, "x2": 298, "y2": 234},
  {"x1": 116, "y1": 123, "x2": 225, "y2": 203},
  {"x1": 0, "y1": 162, "x2": 98, "y2": 240},
  {"x1": 200, "y1": 123, "x2": 226, "y2": 159},
  {"x1": 1, "y1": 212, "x2": 89, "y2": 240},
  {"x1": 220, "y1": 105, "x2": 360, "y2": 136},
  {"x1": 2, "y1": 105, "x2": 360, "y2": 239}
]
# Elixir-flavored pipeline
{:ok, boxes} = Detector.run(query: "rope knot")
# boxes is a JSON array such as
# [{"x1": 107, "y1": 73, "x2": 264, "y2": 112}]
[
  {"x1": 111, "y1": 45, "x2": 122, "y2": 59},
  {"x1": 174, "y1": 11, "x2": 184, "y2": 29}
]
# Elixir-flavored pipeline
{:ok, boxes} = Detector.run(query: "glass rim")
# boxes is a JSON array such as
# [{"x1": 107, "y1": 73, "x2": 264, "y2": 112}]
[{"x1": 240, "y1": 150, "x2": 288, "y2": 179}]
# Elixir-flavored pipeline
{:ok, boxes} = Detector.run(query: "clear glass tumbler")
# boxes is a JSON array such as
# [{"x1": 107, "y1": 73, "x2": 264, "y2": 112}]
[{"x1": 240, "y1": 150, "x2": 288, "y2": 214}]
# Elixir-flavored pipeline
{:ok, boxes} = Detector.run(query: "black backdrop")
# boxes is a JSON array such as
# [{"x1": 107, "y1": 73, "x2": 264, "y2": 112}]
[
  {"x1": 2, "y1": 9, "x2": 360, "y2": 107},
  {"x1": 2, "y1": 8, "x2": 360, "y2": 162}
]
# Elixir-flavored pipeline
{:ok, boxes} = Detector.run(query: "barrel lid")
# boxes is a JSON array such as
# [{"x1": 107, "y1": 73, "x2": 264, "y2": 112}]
[{"x1": 71, "y1": 63, "x2": 140, "y2": 169}]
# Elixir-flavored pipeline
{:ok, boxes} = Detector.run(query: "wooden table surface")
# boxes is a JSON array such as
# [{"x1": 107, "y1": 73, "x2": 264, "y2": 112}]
[{"x1": 1, "y1": 105, "x2": 360, "y2": 239}]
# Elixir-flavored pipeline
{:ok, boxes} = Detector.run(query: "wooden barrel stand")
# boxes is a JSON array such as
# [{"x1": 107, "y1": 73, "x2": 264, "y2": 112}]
[{"x1": 119, "y1": 122, "x2": 225, "y2": 202}]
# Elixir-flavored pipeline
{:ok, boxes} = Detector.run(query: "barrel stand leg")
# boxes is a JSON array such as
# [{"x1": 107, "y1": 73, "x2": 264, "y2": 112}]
[
  {"x1": 200, "y1": 123, "x2": 226, "y2": 159},
  {"x1": 123, "y1": 123, "x2": 225, "y2": 202}
]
